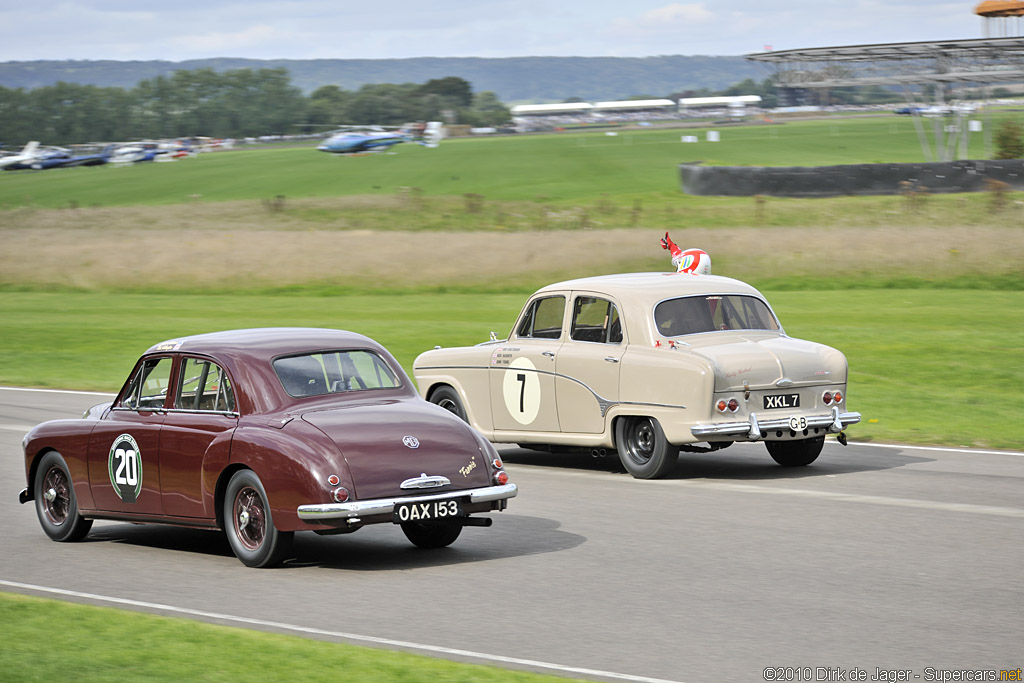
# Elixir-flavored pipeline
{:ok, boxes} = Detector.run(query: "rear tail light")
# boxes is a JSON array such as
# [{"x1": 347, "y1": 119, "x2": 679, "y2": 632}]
[
  {"x1": 492, "y1": 457, "x2": 503, "y2": 469},
  {"x1": 823, "y1": 391, "x2": 844, "y2": 406},
  {"x1": 494, "y1": 471, "x2": 509, "y2": 486},
  {"x1": 717, "y1": 398, "x2": 740, "y2": 413},
  {"x1": 332, "y1": 487, "x2": 349, "y2": 503}
]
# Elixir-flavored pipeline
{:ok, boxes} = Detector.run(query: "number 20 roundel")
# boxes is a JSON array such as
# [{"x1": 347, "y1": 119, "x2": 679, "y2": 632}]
[{"x1": 108, "y1": 433, "x2": 143, "y2": 503}]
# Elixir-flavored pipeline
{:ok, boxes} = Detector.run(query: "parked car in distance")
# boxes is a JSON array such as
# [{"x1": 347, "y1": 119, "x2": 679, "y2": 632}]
[
  {"x1": 414, "y1": 273, "x2": 860, "y2": 479},
  {"x1": 21, "y1": 328, "x2": 516, "y2": 567}
]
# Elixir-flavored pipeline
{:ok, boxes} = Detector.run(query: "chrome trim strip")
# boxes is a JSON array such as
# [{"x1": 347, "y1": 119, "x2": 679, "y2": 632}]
[
  {"x1": 163, "y1": 408, "x2": 240, "y2": 417},
  {"x1": 296, "y1": 483, "x2": 518, "y2": 521},
  {"x1": 692, "y1": 411, "x2": 861, "y2": 438},
  {"x1": 416, "y1": 365, "x2": 689, "y2": 416},
  {"x1": 400, "y1": 474, "x2": 451, "y2": 490}
]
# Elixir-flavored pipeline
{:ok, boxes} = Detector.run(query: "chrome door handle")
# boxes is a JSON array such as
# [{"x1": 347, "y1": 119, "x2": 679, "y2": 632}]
[
  {"x1": 542, "y1": 351, "x2": 556, "y2": 358},
  {"x1": 604, "y1": 356, "x2": 619, "y2": 363}
]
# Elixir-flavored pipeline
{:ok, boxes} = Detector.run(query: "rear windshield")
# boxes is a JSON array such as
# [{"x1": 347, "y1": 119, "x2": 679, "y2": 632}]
[
  {"x1": 654, "y1": 295, "x2": 780, "y2": 337},
  {"x1": 273, "y1": 350, "x2": 401, "y2": 398}
]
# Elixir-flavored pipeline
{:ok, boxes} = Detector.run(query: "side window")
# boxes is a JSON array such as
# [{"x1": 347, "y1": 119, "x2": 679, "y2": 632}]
[
  {"x1": 175, "y1": 358, "x2": 235, "y2": 412},
  {"x1": 515, "y1": 296, "x2": 565, "y2": 340},
  {"x1": 119, "y1": 357, "x2": 173, "y2": 411},
  {"x1": 570, "y1": 296, "x2": 622, "y2": 344}
]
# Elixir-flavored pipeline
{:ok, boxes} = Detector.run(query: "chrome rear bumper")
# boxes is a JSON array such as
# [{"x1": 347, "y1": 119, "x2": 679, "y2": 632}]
[
  {"x1": 297, "y1": 483, "x2": 518, "y2": 522},
  {"x1": 692, "y1": 407, "x2": 861, "y2": 441}
]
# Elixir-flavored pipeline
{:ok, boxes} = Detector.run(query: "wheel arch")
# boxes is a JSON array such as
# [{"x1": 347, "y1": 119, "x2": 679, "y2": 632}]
[
  {"x1": 23, "y1": 446, "x2": 60, "y2": 503},
  {"x1": 214, "y1": 463, "x2": 252, "y2": 531},
  {"x1": 424, "y1": 380, "x2": 491, "y2": 433}
]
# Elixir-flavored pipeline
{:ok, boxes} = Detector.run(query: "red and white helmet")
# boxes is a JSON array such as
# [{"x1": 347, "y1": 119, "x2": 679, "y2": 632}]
[
  {"x1": 675, "y1": 248, "x2": 712, "y2": 275},
  {"x1": 661, "y1": 233, "x2": 712, "y2": 275}
]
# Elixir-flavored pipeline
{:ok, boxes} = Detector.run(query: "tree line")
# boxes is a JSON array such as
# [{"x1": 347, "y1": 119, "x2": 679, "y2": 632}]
[{"x1": 0, "y1": 68, "x2": 511, "y2": 146}]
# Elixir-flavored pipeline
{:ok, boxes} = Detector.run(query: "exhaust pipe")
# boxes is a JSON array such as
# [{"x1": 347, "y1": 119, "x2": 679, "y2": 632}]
[{"x1": 591, "y1": 448, "x2": 607, "y2": 458}]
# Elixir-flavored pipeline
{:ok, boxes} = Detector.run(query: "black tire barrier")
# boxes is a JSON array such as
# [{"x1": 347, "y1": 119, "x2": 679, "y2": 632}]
[{"x1": 679, "y1": 159, "x2": 1024, "y2": 197}]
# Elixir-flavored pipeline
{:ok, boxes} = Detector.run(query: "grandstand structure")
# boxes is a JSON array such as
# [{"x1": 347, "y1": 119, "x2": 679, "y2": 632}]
[{"x1": 746, "y1": 34, "x2": 1024, "y2": 161}]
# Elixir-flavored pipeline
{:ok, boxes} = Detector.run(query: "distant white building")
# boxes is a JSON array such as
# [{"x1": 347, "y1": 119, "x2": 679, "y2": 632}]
[
  {"x1": 512, "y1": 98, "x2": 681, "y2": 131},
  {"x1": 678, "y1": 95, "x2": 762, "y2": 119}
]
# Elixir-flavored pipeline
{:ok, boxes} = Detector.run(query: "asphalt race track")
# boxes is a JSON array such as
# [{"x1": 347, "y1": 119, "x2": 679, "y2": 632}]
[{"x1": 2, "y1": 387, "x2": 1022, "y2": 683}]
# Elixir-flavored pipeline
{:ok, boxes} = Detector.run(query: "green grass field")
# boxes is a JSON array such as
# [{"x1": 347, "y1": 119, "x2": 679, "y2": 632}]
[
  {"x1": 0, "y1": 592, "x2": 570, "y2": 682},
  {"x1": 2, "y1": 289, "x2": 1021, "y2": 449},
  {"x1": 3, "y1": 115, "x2": 1020, "y2": 236},
  {"x1": 0, "y1": 116, "x2": 1007, "y2": 209}
]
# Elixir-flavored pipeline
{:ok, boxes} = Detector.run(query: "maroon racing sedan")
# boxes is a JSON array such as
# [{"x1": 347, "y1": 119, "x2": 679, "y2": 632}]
[{"x1": 20, "y1": 328, "x2": 516, "y2": 567}]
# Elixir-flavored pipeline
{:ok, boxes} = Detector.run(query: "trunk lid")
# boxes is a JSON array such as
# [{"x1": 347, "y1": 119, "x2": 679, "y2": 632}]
[
  {"x1": 300, "y1": 400, "x2": 492, "y2": 500},
  {"x1": 688, "y1": 333, "x2": 844, "y2": 391}
]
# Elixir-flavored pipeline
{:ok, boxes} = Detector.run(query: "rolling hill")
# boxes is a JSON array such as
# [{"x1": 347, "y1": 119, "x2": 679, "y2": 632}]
[{"x1": 0, "y1": 55, "x2": 767, "y2": 102}]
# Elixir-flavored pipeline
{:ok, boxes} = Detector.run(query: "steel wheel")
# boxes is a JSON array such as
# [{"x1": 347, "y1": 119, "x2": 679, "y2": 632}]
[
  {"x1": 429, "y1": 386, "x2": 468, "y2": 422},
  {"x1": 223, "y1": 470, "x2": 293, "y2": 568},
  {"x1": 33, "y1": 451, "x2": 92, "y2": 542},
  {"x1": 615, "y1": 416, "x2": 679, "y2": 479}
]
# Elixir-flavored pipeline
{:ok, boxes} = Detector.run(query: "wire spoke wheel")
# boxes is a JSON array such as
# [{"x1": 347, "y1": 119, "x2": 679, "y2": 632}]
[
  {"x1": 223, "y1": 470, "x2": 293, "y2": 568},
  {"x1": 42, "y1": 465, "x2": 71, "y2": 525},
  {"x1": 34, "y1": 451, "x2": 92, "y2": 542},
  {"x1": 233, "y1": 486, "x2": 267, "y2": 551}
]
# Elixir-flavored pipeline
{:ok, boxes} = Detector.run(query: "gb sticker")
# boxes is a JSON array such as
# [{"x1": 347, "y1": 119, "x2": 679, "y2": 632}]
[{"x1": 108, "y1": 434, "x2": 143, "y2": 503}]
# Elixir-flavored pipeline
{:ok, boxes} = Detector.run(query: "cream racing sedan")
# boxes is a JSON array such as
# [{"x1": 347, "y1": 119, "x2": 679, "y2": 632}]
[{"x1": 413, "y1": 272, "x2": 860, "y2": 479}]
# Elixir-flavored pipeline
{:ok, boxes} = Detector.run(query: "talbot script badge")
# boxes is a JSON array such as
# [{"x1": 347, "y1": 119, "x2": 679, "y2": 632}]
[{"x1": 402, "y1": 435, "x2": 420, "y2": 449}]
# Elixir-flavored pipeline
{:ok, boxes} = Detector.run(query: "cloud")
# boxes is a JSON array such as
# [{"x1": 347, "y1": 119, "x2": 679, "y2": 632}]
[{"x1": 640, "y1": 3, "x2": 714, "y2": 25}]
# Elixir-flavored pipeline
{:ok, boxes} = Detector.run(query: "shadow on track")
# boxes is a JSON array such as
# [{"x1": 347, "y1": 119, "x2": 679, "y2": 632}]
[
  {"x1": 81, "y1": 513, "x2": 584, "y2": 571},
  {"x1": 500, "y1": 442, "x2": 933, "y2": 481}
]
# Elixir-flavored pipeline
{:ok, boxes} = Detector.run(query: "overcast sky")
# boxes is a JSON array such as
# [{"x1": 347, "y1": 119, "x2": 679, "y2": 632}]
[{"x1": 0, "y1": 1, "x2": 985, "y2": 62}]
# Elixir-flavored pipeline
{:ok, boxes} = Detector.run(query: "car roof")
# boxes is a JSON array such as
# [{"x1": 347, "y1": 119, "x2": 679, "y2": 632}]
[
  {"x1": 534, "y1": 272, "x2": 765, "y2": 300},
  {"x1": 144, "y1": 327, "x2": 385, "y2": 361}
]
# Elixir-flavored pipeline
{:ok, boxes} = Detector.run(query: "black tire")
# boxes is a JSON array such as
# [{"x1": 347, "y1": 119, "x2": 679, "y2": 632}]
[
  {"x1": 615, "y1": 416, "x2": 679, "y2": 479},
  {"x1": 429, "y1": 386, "x2": 468, "y2": 423},
  {"x1": 401, "y1": 522, "x2": 463, "y2": 549},
  {"x1": 766, "y1": 436, "x2": 825, "y2": 467},
  {"x1": 223, "y1": 470, "x2": 293, "y2": 568},
  {"x1": 34, "y1": 451, "x2": 92, "y2": 542}
]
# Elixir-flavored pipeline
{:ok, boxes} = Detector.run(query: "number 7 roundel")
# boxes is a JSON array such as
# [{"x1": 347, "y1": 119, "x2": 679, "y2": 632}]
[{"x1": 501, "y1": 357, "x2": 542, "y2": 425}]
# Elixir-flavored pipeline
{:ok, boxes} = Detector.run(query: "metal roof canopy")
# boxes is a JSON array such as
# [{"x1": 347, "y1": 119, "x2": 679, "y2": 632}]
[
  {"x1": 746, "y1": 37, "x2": 1024, "y2": 86},
  {"x1": 745, "y1": 37, "x2": 1024, "y2": 161}
]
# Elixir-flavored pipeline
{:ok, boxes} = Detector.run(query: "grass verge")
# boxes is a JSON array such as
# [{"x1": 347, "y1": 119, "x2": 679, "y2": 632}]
[
  {"x1": 2, "y1": 289, "x2": 1021, "y2": 450},
  {"x1": 0, "y1": 592, "x2": 570, "y2": 682}
]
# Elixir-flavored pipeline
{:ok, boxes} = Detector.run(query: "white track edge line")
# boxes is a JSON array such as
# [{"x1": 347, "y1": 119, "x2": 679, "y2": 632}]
[
  {"x1": 0, "y1": 580, "x2": 684, "y2": 683},
  {"x1": 0, "y1": 386, "x2": 115, "y2": 397}
]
